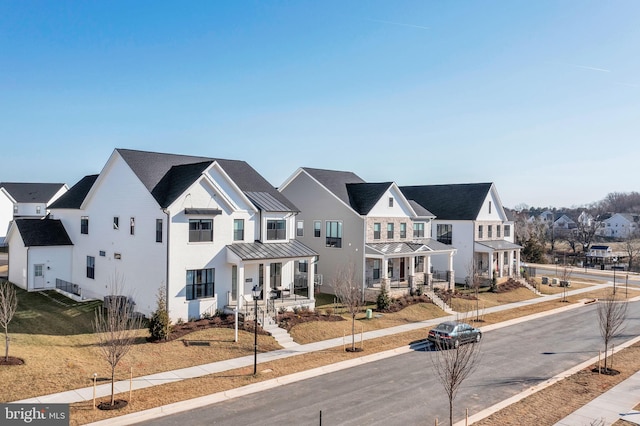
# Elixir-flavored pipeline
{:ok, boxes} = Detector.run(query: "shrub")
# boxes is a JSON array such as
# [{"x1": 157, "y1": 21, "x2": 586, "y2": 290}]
[
  {"x1": 148, "y1": 287, "x2": 172, "y2": 341},
  {"x1": 376, "y1": 286, "x2": 391, "y2": 311}
]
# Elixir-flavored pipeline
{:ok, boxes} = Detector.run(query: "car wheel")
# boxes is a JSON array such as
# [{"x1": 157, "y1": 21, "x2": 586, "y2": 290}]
[
  {"x1": 453, "y1": 339, "x2": 460, "y2": 349},
  {"x1": 475, "y1": 333, "x2": 481, "y2": 343}
]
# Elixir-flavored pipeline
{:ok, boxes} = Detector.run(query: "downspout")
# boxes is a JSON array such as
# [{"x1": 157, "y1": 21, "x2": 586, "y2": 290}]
[
  {"x1": 25, "y1": 246, "x2": 29, "y2": 290},
  {"x1": 163, "y1": 209, "x2": 170, "y2": 314},
  {"x1": 362, "y1": 215, "x2": 366, "y2": 302}
]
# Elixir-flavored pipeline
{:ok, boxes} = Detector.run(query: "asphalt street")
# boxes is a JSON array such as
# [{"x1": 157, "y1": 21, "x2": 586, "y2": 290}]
[{"x1": 140, "y1": 300, "x2": 640, "y2": 426}]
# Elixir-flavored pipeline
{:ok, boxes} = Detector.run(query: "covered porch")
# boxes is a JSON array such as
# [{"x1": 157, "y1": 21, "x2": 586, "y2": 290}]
[
  {"x1": 474, "y1": 240, "x2": 522, "y2": 280},
  {"x1": 225, "y1": 240, "x2": 319, "y2": 318},
  {"x1": 364, "y1": 241, "x2": 456, "y2": 301}
]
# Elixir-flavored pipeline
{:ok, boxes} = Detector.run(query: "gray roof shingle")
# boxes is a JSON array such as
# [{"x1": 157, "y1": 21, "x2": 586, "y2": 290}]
[
  {"x1": 118, "y1": 149, "x2": 297, "y2": 211},
  {"x1": 400, "y1": 183, "x2": 493, "y2": 221},
  {"x1": 302, "y1": 168, "x2": 365, "y2": 205},
  {"x1": 14, "y1": 218, "x2": 73, "y2": 246},
  {"x1": 1, "y1": 182, "x2": 66, "y2": 203},
  {"x1": 48, "y1": 175, "x2": 99, "y2": 209},
  {"x1": 346, "y1": 182, "x2": 393, "y2": 215}
]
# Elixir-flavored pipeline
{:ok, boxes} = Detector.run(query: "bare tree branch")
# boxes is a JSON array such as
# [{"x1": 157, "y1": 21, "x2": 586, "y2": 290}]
[
  {"x1": 431, "y1": 336, "x2": 482, "y2": 426},
  {"x1": 333, "y1": 262, "x2": 364, "y2": 352},
  {"x1": 0, "y1": 280, "x2": 18, "y2": 361},
  {"x1": 597, "y1": 290, "x2": 627, "y2": 373}
]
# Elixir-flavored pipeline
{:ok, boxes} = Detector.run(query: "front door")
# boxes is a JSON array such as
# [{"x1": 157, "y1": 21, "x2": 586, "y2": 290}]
[
  {"x1": 270, "y1": 262, "x2": 282, "y2": 288},
  {"x1": 34, "y1": 264, "x2": 45, "y2": 289}
]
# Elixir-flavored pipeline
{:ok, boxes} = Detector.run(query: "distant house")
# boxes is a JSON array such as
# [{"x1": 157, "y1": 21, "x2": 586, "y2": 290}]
[
  {"x1": 400, "y1": 183, "x2": 521, "y2": 283},
  {"x1": 7, "y1": 149, "x2": 317, "y2": 322},
  {"x1": 598, "y1": 213, "x2": 640, "y2": 239},
  {"x1": 587, "y1": 245, "x2": 616, "y2": 265},
  {"x1": 279, "y1": 167, "x2": 457, "y2": 299},
  {"x1": 0, "y1": 182, "x2": 68, "y2": 245}
]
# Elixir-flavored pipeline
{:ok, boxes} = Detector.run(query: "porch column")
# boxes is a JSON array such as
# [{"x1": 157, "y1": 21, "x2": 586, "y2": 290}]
[
  {"x1": 508, "y1": 251, "x2": 514, "y2": 276},
  {"x1": 498, "y1": 251, "x2": 504, "y2": 278},
  {"x1": 383, "y1": 258, "x2": 390, "y2": 291},
  {"x1": 307, "y1": 256, "x2": 315, "y2": 300},
  {"x1": 448, "y1": 251, "x2": 455, "y2": 289},
  {"x1": 264, "y1": 263, "x2": 271, "y2": 301},
  {"x1": 237, "y1": 264, "x2": 245, "y2": 309},
  {"x1": 408, "y1": 256, "x2": 415, "y2": 290},
  {"x1": 516, "y1": 250, "x2": 521, "y2": 277},
  {"x1": 489, "y1": 252, "x2": 495, "y2": 279},
  {"x1": 426, "y1": 256, "x2": 433, "y2": 289}
]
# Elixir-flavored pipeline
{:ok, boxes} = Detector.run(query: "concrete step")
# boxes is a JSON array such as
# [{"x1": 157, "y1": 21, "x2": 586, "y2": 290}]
[{"x1": 263, "y1": 324, "x2": 299, "y2": 348}]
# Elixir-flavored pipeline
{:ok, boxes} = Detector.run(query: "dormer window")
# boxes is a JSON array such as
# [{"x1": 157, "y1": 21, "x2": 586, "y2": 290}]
[
  {"x1": 266, "y1": 219, "x2": 286, "y2": 240},
  {"x1": 489, "y1": 201, "x2": 492, "y2": 214},
  {"x1": 388, "y1": 197, "x2": 394, "y2": 207}
]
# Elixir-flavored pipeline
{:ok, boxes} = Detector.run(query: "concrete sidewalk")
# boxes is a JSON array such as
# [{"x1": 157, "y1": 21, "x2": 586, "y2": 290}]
[{"x1": 554, "y1": 370, "x2": 640, "y2": 426}]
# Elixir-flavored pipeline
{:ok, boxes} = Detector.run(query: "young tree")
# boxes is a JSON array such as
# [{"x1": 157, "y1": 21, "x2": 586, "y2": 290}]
[
  {"x1": 430, "y1": 336, "x2": 482, "y2": 425},
  {"x1": 559, "y1": 265, "x2": 572, "y2": 303},
  {"x1": 0, "y1": 281, "x2": 18, "y2": 362},
  {"x1": 148, "y1": 286, "x2": 172, "y2": 341},
  {"x1": 597, "y1": 290, "x2": 627, "y2": 373},
  {"x1": 466, "y1": 260, "x2": 482, "y2": 323},
  {"x1": 623, "y1": 237, "x2": 640, "y2": 272},
  {"x1": 333, "y1": 262, "x2": 364, "y2": 352},
  {"x1": 93, "y1": 279, "x2": 143, "y2": 407}
]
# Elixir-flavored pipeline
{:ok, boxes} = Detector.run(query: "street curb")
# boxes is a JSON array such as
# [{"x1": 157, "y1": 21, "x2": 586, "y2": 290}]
[
  {"x1": 454, "y1": 334, "x2": 640, "y2": 426},
  {"x1": 86, "y1": 298, "x2": 606, "y2": 426}
]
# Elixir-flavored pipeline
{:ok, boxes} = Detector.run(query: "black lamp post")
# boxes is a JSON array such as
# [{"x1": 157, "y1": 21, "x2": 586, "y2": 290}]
[{"x1": 252, "y1": 284, "x2": 261, "y2": 375}]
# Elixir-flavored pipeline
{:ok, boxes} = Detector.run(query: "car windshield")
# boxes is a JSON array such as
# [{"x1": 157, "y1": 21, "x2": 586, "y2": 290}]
[{"x1": 435, "y1": 323, "x2": 455, "y2": 332}]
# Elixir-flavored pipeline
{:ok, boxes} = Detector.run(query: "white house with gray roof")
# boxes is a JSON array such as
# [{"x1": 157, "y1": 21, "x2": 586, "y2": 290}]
[
  {"x1": 0, "y1": 182, "x2": 68, "y2": 245},
  {"x1": 400, "y1": 183, "x2": 521, "y2": 284},
  {"x1": 7, "y1": 149, "x2": 317, "y2": 322},
  {"x1": 598, "y1": 213, "x2": 640, "y2": 239},
  {"x1": 279, "y1": 167, "x2": 457, "y2": 300}
]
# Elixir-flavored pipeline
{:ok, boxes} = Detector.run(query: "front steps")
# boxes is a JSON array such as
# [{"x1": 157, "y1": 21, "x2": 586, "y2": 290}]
[{"x1": 262, "y1": 323, "x2": 299, "y2": 349}]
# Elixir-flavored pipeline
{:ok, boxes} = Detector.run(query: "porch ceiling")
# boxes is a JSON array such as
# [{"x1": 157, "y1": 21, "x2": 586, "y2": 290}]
[
  {"x1": 475, "y1": 240, "x2": 522, "y2": 252},
  {"x1": 366, "y1": 241, "x2": 436, "y2": 257},
  {"x1": 226, "y1": 239, "x2": 317, "y2": 261}
]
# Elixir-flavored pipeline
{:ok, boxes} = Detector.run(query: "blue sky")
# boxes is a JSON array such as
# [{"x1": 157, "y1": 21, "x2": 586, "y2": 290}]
[{"x1": 1, "y1": 1, "x2": 639, "y2": 209}]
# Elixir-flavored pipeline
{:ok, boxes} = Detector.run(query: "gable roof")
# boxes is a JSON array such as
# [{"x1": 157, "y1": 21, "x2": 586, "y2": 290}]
[
  {"x1": 400, "y1": 183, "x2": 493, "y2": 221},
  {"x1": 117, "y1": 149, "x2": 297, "y2": 211},
  {"x1": 13, "y1": 218, "x2": 73, "y2": 246},
  {"x1": 301, "y1": 167, "x2": 366, "y2": 205},
  {"x1": 49, "y1": 175, "x2": 99, "y2": 209},
  {"x1": 0, "y1": 182, "x2": 66, "y2": 203},
  {"x1": 346, "y1": 182, "x2": 394, "y2": 215}
]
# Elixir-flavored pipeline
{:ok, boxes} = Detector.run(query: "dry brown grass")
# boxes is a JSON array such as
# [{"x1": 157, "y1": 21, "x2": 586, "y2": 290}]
[
  {"x1": 449, "y1": 287, "x2": 539, "y2": 312},
  {"x1": 0, "y1": 327, "x2": 280, "y2": 403},
  {"x1": 290, "y1": 302, "x2": 446, "y2": 344}
]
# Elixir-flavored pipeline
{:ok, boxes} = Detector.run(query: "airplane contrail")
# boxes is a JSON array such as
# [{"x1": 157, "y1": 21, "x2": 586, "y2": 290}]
[
  {"x1": 365, "y1": 18, "x2": 430, "y2": 30},
  {"x1": 571, "y1": 64, "x2": 611, "y2": 73}
]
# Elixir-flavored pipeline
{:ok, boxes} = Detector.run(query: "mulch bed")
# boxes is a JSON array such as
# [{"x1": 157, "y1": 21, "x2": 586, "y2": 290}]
[
  {"x1": 97, "y1": 399, "x2": 128, "y2": 410},
  {"x1": 379, "y1": 294, "x2": 435, "y2": 313},
  {"x1": 0, "y1": 356, "x2": 25, "y2": 366},
  {"x1": 277, "y1": 311, "x2": 345, "y2": 332},
  {"x1": 148, "y1": 314, "x2": 270, "y2": 343}
]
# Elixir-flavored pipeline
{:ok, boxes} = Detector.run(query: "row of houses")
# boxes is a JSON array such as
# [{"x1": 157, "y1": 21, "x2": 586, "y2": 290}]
[
  {"x1": 5, "y1": 148, "x2": 521, "y2": 322},
  {"x1": 529, "y1": 210, "x2": 640, "y2": 240}
]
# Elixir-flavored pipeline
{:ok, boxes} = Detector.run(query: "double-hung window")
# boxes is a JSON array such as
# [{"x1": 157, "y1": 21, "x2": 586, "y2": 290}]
[
  {"x1": 86, "y1": 256, "x2": 95, "y2": 279},
  {"x1": 266, "y1": 219, "x2": 286, "y2": 240},
  {"x1": 413, "y1": 222, "x2": 425, "y2": 238},
  {"x1": 373, "y1": 223, "x2": 381, "y2": 240},
  {"x1": 400, "y1": 223, "x2": 407, "y2": 239},
  {"x1": 81, "y1": 216, "x2": 89, "y2": 235},
  {"x1": 326, "y1": 221, "x2": 342, "y2": 248},
  {"x1": 504, "y1": 225, "x2": 511, "y2": 237},
  {"x1": 233, "y1": 219, "x2": 244, "y2": 241},
  {"x1": 387, "y1": 223, "x2": 394, "y2": 239},
  {"x1": 497, "y1": 225, "x2": 501, "y2": 238},
  {"x1": 189, "y1": 219, "x2": 213, "y2": 242},
  {"x1": 436, "y1": 224, "x2": 453, "y2": 245},
  {"x1": 156, "y1": 219, "x2": 163, "y2": 243},
  {"x1": 478, "y1": 225, "x2": 483, "y2": 239},
  {"x1": 186, "y1": 268, "x2": 215, "y2": 300},
  {"x1": 296, "y1": 220, "x2": 304, "y2": 237},
  {"x1": 488, "y1": 225, "x2": 493, "y2": 238},
  {"x1": 314, "y1": 220, "x2": 321, "y2": 237}
]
